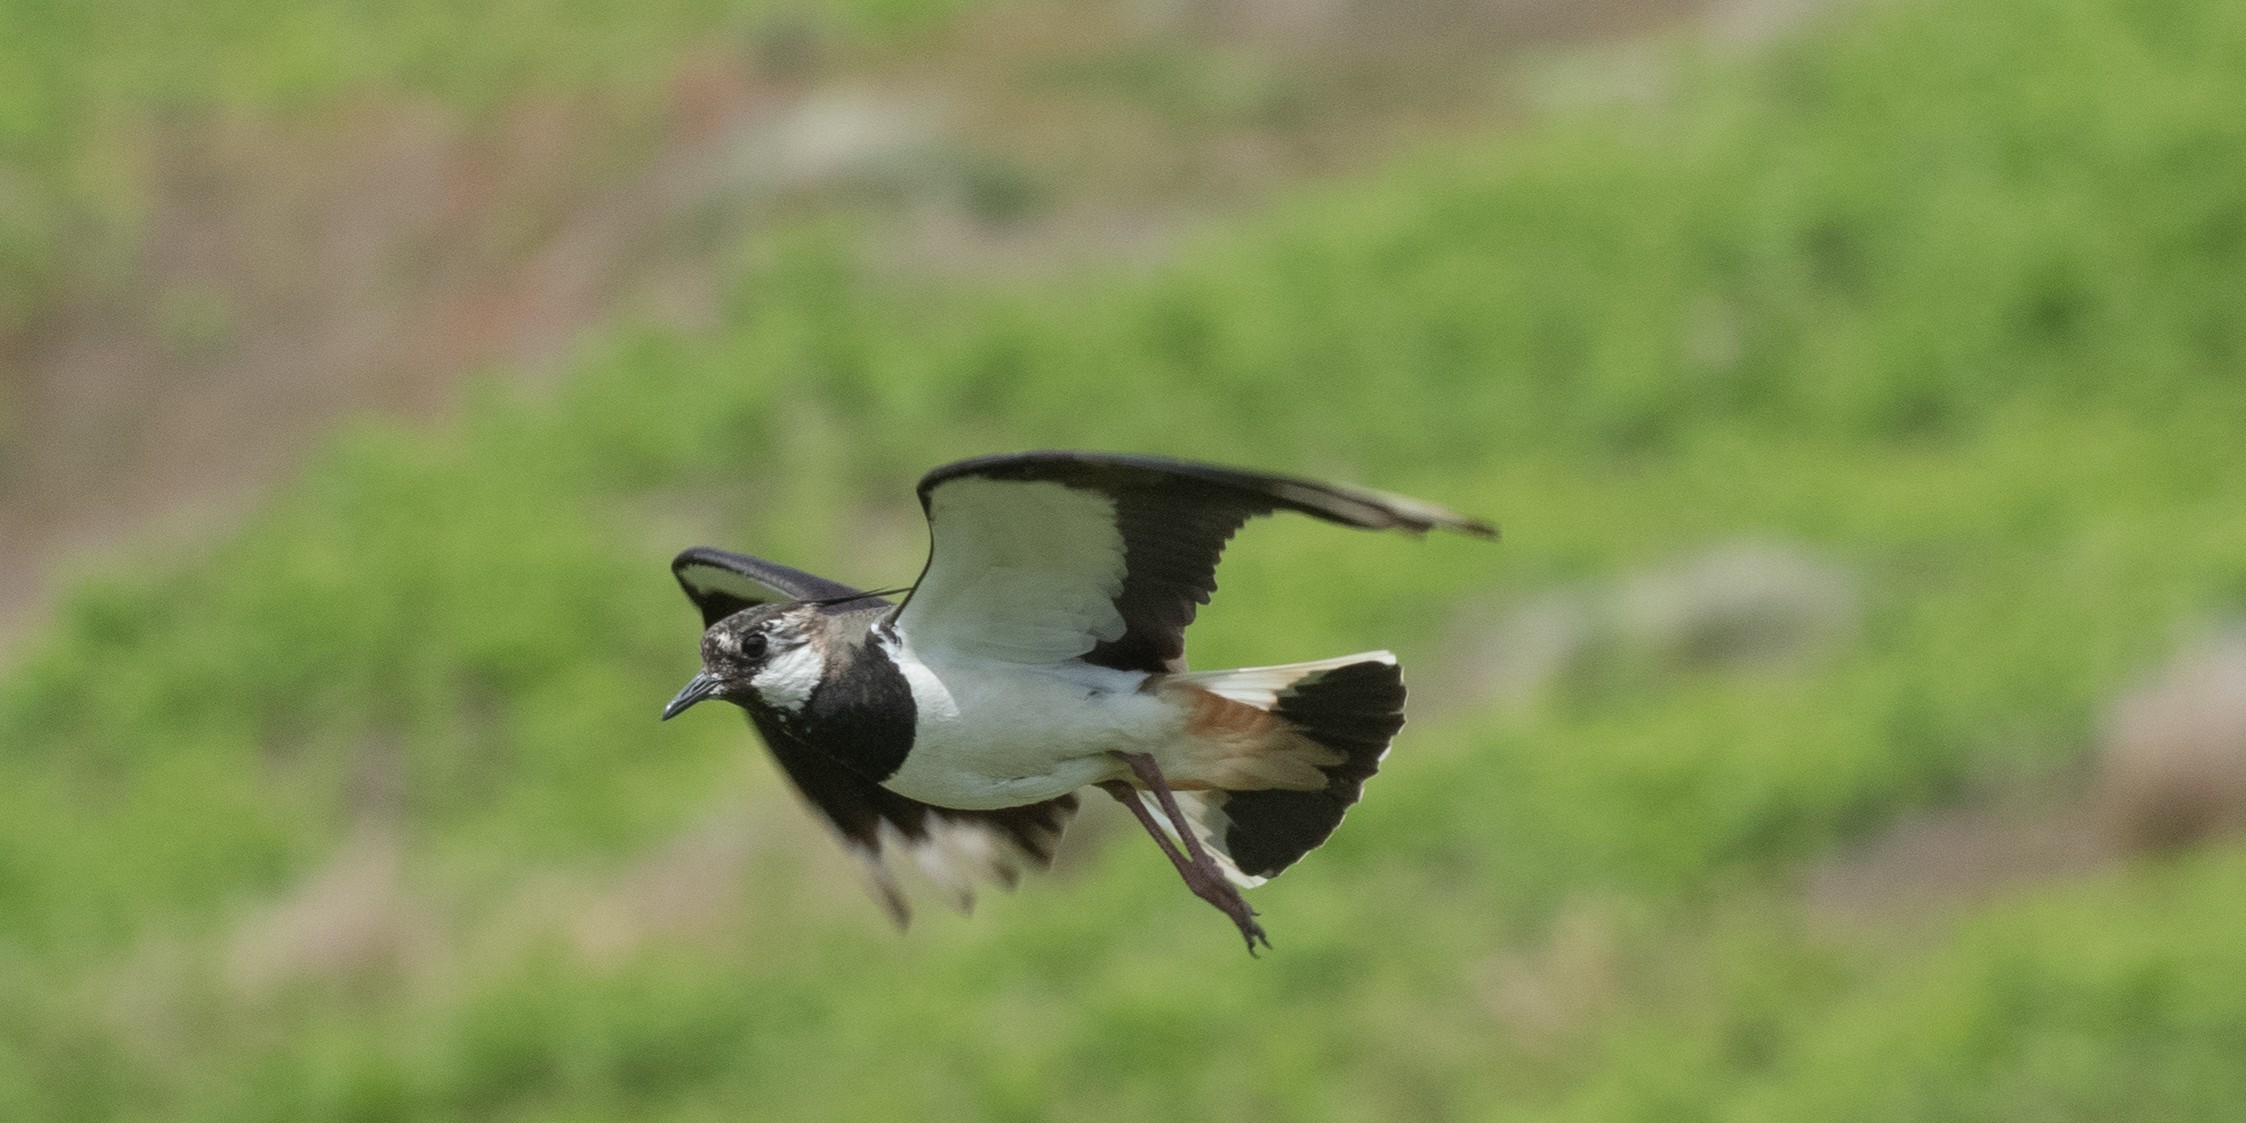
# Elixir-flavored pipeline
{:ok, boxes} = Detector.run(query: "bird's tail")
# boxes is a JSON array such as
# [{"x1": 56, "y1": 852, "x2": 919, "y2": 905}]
[{"x1": 1161, "y1": 653, "x2": 1404, "y2": 886}]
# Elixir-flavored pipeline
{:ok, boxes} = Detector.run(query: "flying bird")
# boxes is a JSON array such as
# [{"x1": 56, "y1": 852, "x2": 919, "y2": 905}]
[{"x1": 662, "y1": 451, "x2": 1495, "y2": 951}]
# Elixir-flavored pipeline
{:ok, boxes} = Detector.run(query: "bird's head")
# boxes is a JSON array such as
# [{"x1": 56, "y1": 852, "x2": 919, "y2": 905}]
[{"x1": 662, "y1": 603, "x2": 829, "y2": 721}]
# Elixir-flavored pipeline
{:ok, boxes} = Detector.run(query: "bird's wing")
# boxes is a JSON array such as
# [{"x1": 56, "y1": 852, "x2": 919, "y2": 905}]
[
  {"x1": 671, "y1": 546, "x2": 871, "y2": 627},
  {"x1": 745, "y1": 709, "x2": 1078, "y2": 924},
  {"x1": 889, "y1": 451, "x2": 1497, "y2": 673}
]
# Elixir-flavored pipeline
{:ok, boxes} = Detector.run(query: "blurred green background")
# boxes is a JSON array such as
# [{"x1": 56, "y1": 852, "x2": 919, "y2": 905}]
[{"x1": 5, "y1": 0, "x2": 2246, "y2": 1117}]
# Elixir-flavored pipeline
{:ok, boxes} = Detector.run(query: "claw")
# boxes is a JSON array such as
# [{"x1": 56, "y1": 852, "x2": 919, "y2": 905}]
[{"x1": 1100, "y1": 756, "x2": 1273, "y2": 955}]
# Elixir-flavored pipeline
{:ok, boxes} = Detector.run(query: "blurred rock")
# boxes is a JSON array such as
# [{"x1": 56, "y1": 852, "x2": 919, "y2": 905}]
[
  {"x1": 711, "y1": 90, "x2": 948, "y2": 201},
  {"x1": 1612, "y1": 541, "x2": 1860, "y2": 672},
  {"x1": 1803, "y1": 791, "x2": 2108, "y2": 937},
  {"x1": 1807, "y1": 629, "x2": 2246, "y2": 938},
  {"x1": 2096, "y1": 631, "x2": 2246, "y2": 854},
  {"x1": 1517, "y1": 41, "x2": 1675, "y2": 111},
  {"x1": 1432, "y1": 540, "x2": 1860, "y2": 715},
  {"x1": 1436, "y1": 589, "x2": 1602, "y2": 714},
  {"x1": 1706, "y1": 0, "x2": 1855, "y2": 46}
]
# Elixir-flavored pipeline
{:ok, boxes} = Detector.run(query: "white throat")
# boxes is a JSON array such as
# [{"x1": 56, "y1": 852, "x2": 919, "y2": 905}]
[{"x1": 750, "y1": 642, "x2": 827, "y2": 712}]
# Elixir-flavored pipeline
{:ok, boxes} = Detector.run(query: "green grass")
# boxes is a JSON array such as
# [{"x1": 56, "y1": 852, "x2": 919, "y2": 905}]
[
  {"x1": 0, "y1": 0, "x2": 986, "y2": 333},
  {"x1": 4, "y1": 0, "x2": 2246, "y2": 1115}
]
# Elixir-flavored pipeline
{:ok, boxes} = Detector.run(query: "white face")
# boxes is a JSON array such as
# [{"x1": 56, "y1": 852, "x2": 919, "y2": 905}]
[
  {"x1": 749, "y1": 636, "x2": 826, "y2": 712},
  {"x1": 700, "y1": 607, "x2": 828, "y2": 716}
]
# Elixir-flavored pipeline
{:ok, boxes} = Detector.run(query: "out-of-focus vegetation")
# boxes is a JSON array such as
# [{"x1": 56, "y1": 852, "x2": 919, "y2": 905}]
[
  {"x1": 5, "y1": 0, "x2": 2246, "y2": 1117},
  {"x1": 0, "y1": 0, "x2": 977, "y2": 333}
]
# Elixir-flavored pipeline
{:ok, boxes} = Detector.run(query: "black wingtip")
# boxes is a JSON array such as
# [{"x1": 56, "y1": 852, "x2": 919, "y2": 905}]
[
  {"x1": 1372, "y1": 491, "x2": 1498, "y2": 541},
  {"x1": 671, "y1": 546, "x2": 874, "y2": 626},
  {"x1": 1454, "y1": 517, "x2": 1500, "y2": 541}
]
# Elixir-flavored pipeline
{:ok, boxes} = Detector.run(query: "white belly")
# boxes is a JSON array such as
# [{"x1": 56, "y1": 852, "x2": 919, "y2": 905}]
[{"x1": 879, "y1": 641, "x2": 1181, "y2": 809}]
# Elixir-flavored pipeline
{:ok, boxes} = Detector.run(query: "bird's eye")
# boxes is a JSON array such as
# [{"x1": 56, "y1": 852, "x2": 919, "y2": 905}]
[{"x1": 736, "y1": 632, "x2": 768, "y2": 660}]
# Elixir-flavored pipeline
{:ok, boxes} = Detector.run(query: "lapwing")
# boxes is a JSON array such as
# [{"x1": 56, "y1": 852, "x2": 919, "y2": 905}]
[{"x1": 662, "y1": 451, "x2": 1495, "y2": 951}]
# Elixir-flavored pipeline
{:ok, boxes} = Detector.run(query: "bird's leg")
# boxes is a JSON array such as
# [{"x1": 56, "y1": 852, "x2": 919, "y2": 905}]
[
  {"x1": 1099, "y1": 780, "x2": 1269, "y2": 955},
  {"x1": 1100, "y1": 752, "x2": 1270, "y2": 954}
]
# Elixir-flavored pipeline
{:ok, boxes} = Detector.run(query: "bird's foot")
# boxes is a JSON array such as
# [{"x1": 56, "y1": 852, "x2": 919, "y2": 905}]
[
  {"x1": 1178, "y1": 859, "x2": 1269, "y2": 955},
  {"x1": 1101, "y1": 759, "x2": 1272, "y2": 956}
]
